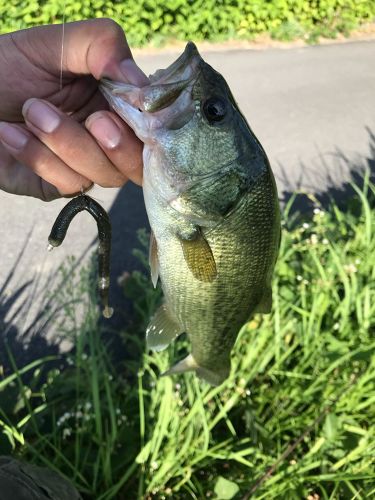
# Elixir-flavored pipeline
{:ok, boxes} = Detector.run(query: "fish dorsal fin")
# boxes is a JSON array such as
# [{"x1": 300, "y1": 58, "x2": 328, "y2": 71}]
[
  {"x1": 146, "y1": 304, "x2": 182, "y2": 352},
  {"x1": 149, "y1": 231, "x2": 159, "y2": 288},
  {"x1": 179, "y1": 230, "x2": 217, "y2": 282},
  {"x1": 254, "y1": 287, "x2": 273, "y2": 314}
]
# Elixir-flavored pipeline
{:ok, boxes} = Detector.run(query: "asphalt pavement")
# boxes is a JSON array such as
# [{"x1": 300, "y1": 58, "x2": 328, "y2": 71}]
[{"x1": 0, "y1": 40, "x2": 374, "y2": 357}]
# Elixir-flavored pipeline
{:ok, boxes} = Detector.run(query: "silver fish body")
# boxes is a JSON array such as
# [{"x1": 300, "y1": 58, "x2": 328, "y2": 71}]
[{"x1": 100, "y1": 43, "x2": 280, "y2": 385}]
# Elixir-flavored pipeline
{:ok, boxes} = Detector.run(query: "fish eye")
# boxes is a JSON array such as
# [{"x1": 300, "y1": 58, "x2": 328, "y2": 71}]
[{"x1": 202, "y1": 97, "x2": 227, "y2": 124}]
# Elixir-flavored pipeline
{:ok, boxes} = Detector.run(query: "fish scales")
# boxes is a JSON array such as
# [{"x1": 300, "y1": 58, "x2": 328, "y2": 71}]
[
  {"x1": 156, "y1": 169, "x2": 279, "y2": 369},
  {"x1": 100, "y1": 42, "x2": 280, "y2": 385}
]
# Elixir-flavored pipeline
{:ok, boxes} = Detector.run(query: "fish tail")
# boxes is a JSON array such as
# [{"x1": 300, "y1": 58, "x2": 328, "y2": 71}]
[{"x1": 162, "y1": 354, "x2": 229, "y2": 386}]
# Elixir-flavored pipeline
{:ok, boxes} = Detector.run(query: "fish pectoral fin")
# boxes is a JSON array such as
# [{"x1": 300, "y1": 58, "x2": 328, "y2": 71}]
[
  {"x1": 254, "y1": 287, "x2": 273, "y2": 314},
  {"x1": 162, "y1": 354, "x2": 228, "y2": 386},
  {"x1": 146, "y1": 304, "x2": 182, "y2": 352},
  {"x1": 179, "y1": 230, "x2": 217, "y2": 283},
  {"x1": 149, "y1": 231, "x2": 159, "y2": 288},
  {"x1": 169, "y1": 194, "x2": 221, "y2": 227}
]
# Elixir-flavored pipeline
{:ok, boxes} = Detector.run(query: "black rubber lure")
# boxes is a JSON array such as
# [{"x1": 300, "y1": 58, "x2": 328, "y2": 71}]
[{"x1": 47, "y1": 194, "x2": 114, "y2": 318}]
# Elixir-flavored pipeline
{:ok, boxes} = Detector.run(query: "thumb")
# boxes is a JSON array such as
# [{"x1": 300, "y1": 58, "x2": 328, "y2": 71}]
[{"x1": 26, "y1": 19, "x2": 149, "y2": 86}]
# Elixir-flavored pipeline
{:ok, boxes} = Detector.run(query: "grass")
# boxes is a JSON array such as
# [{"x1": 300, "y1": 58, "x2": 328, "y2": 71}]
[{"x1": 0, "y1": 174, "x2": 374, "y2": 499}]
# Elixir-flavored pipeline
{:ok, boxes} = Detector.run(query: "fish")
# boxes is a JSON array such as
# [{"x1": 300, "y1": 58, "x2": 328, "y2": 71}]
[{"x1": 100, "y1": 42, "x2": 280, "y2": 386}]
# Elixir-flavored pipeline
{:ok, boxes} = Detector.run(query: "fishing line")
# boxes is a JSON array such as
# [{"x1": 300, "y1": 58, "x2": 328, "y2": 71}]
[
  {"x1": 59, "y1": 0, "x2": 66, "y2": 91},
  {"x1": 11, "y1": 5, "x2": 68, "y2": 341},
  {"x1": 17, "y1": 2, "x2": 67, "y2": 334}
]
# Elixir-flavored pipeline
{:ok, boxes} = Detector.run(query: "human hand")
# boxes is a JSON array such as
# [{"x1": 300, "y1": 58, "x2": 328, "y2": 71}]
[{"x1": 0, "y1": 19, "x2": 148, "y2": 200}]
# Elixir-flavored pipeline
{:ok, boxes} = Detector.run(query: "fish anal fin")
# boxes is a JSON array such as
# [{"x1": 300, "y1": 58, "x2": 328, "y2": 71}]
[
  {"x1": 149, "y1": 231, "x2": 159, "y2": 288},
  {"x1": 179, "y1": 231, "x2": 217, "y2": 283},
  {"x1": 255, "y1": 287, "x2": 273, "y2": 314},
  {"x1": 162, "y1": 354, "x2": 229, "y2": 386},
  {"x1": 146, "y1": 304, "x2": 182, "y2": 352}
]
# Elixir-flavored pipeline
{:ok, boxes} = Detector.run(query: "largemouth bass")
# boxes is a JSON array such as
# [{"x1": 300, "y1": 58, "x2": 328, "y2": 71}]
[{"x1": 100, "y1": 43, "x2": 280, "y2": 385}]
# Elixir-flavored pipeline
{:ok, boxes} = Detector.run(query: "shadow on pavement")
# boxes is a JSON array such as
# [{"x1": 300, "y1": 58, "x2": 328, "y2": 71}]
[
  {"x1": 107, "y1": 182, "x2": 149, "y2": 327},
  {"x1": 279, "y1": 126, "x2": 375, "y2": 212},
  {"x1": 0, "y1": 237, "x2": 61, "y2": 377}
]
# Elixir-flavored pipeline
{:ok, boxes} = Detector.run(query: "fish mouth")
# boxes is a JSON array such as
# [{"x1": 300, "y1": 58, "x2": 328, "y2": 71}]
[{"x1": 100, "y1": 42, "x2": 202, "y2": 141}]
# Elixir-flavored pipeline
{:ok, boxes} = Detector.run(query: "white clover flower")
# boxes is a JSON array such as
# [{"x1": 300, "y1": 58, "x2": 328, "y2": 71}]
[
  {"x1": 322, "y1": 238, "x2": 329, "y2": 245},
  {"x1": 310, "y1": 234, "x2": 318, "y2": 245},
  {"x1": 297, "y1": 275, "x2": 303, "y2": 281},
  {"x1": 333, "y1": 322, "x2": 340, "y2": 331},
  {"x1": 343, "y1": 263, "x2": 357, "y2": 274},
  {"x1": 313, "y1": 208, "x2": 325, "y2": 218},
  {"x1": 302, "y1": 223, "x2": 309, "y2": 229},
  {"x1": 307, "y1": 493, "x2": 320, "y2": 500},
  {"x1": 63, "y1": 428, "x2": 72, "y2": 439},
  {"x1": 151, "y1": 461, "x2": 159, "y2": 471}
]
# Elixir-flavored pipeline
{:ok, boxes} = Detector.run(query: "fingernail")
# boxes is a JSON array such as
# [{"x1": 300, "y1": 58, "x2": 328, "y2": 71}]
[
  {"x1": 0, "y1": 122, "x2": 29, "y2": 150},
  {"x1": 23, "y1": 99, "x2": 61, "y2": 133},
  {"x1": 86, "y1": 115, "x2": 121, "y2": 149},
  {"x1": 119, "y1": 59, "x2": 149, "y2": 86}
]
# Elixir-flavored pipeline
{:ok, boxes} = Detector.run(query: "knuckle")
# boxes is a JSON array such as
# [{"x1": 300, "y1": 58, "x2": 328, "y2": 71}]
[
  {"x1": 97, "y1": 18, "x2": 124, "y2": 39},
  {"x1": 98, "y1": 173, "x2": 126, "y2": 188}
]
